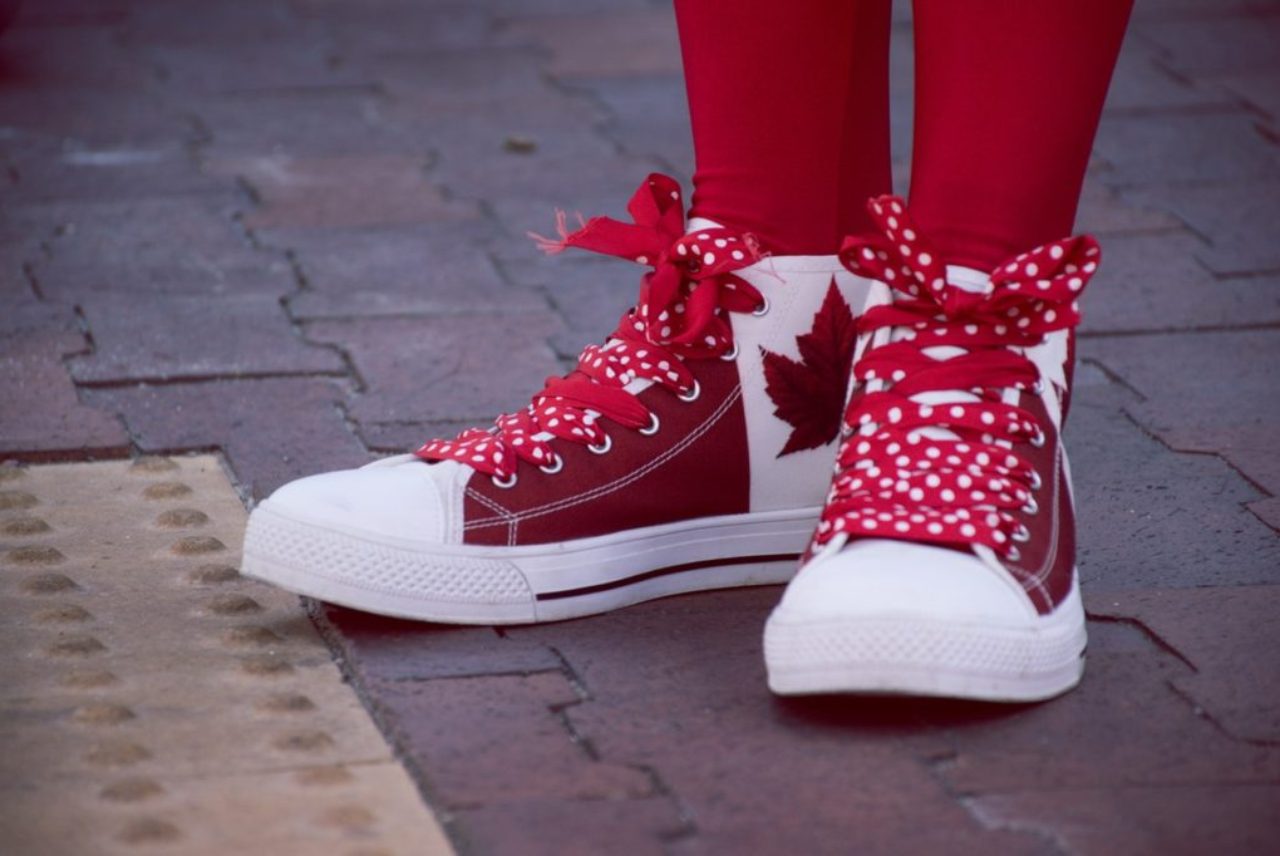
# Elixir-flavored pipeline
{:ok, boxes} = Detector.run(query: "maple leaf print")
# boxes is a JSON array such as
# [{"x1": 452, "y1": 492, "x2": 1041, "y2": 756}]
[{"x1": 761, "y1": 279, "x2": 857, "y2": 457}]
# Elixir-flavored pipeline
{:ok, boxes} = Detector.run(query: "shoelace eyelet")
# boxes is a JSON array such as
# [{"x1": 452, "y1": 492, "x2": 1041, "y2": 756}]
[
  {"x1": 639, "y1": 412, "x2": 661, "y2": 435},
  {"x1": 1013, "y1": 523, "x2": 1032, "y2": 542},
  {"x1": 1028, "y1": 469, "x2": 1043, "y2": 492},
  {"x1": 1022, "y1": 496, "x2": 1039, "y2": 516},
  {"x1": 1031, "y1": 379, "x2": 1046, "y2": 396},
  {"x1": 539, "y1": 454, "x2": 564, "y2": 475},
  {"x1": 677, "y1": 379, "x2": 701, "y2": 403},
  {"x1": 1029, "y1": 428, "x2": 1047, "y2": 448},
  {"x1": 752, "y1": 296, "x2": 771, "y2": 317},
  {"x1": 491, "y1": 472, "x2": 518, "y2": 489},
  {"x1": 719, "y1": 341, "x2": 740, "y2": 362},
  {"x1": 587, "y1": 434, "x2": 612, "y2": 455},
  {"x1": 1006, "y1": 546, "x2": 1022, "y2": 563}
]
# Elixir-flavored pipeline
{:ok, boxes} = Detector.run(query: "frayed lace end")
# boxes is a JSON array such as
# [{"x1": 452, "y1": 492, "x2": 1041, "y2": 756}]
[{"x1": 527, "y1": 209, "x2": 587, "y2": 255}]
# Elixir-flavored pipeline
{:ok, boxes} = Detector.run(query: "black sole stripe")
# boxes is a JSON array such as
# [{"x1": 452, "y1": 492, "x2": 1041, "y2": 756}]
[{"x1": 535, "y1": 553, "x2": 801, "y2": 602}]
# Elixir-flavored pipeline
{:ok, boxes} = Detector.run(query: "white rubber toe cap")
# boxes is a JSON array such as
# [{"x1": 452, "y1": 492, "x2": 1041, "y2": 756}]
[
  {"x1": 765, "y1": 538, "x2": 1086, "y2": 700},
  {"x1": 774, "y1": 538, "x2": 1036, "y2": 626},
  {"x1": 262, "y1": 455, "x2": 463, "y2": 544}
]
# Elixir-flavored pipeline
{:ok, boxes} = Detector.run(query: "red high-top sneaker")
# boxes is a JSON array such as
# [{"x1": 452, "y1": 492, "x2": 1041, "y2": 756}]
[
  {"x1": 243, "y1": 175, "x2": 870, "y2": 624},
  {"x1": 764, "y1": 196, "x2": 1099, "y2": 701}
]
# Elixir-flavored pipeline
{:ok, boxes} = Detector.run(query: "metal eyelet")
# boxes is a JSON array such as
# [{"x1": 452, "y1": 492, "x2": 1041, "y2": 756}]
[
  {"x1": 587, "y1": 434, "x2": 612, "y2": 455},
  {"x1": 719, "y1": 341, "x2": 740, "y2": 361},
  {"x1": 639, "y1": 412, "x2": 660, "y2": 435},
  {"x1": 491, "y1": 472, "x2": 518, "y2": 489},
  {"x1": 1028, "y1": 470, "x2": 1043, "y2": 492},
  {"x1": 1006, "y1": 546, "x2": 1022, "y2": 563},
  {"x1": 1013, "y1": 523, "x2": 1032, "y2": 542},
  {"x1": 1021, "y1": 496, "x2": 1039, "y2": 516},
  {"x1": 1031, "y1": 379, "x2": 1046, "y2": 396},
  {"x1": 538, "y1": 454, "x2": 564, "y2": 475},
  {"x1": 1030, "y1": 428, "x2": 1047, "y2": 448},
  {"x1": 677, "y1": 379, "x2": 701, "y2": 403},
  {"x1": 752, "y1": 296, "x2": 771, "y2": 317}
]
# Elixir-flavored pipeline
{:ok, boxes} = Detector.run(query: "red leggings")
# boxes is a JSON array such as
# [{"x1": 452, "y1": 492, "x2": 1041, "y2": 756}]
[{"x1": 675, "y1": 0, "x2": 1133, "y2": 267}]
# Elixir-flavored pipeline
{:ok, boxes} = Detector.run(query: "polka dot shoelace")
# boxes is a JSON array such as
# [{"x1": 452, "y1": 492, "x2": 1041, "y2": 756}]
[
  {"x1": 813, "y1": 195, "x2": 1101, "y2": 560},
  {"x1": 416, "y1": 173, "x2": 766, "y2": 483}
]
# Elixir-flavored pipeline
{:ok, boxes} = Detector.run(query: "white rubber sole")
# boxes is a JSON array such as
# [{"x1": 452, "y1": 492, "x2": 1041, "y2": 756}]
[
  {"x1": 242, "y1": 503, "x2": 819, "y2": 624},
  {"x1": 764, "y1": 578, "x2": 1087, "y2": 702}
]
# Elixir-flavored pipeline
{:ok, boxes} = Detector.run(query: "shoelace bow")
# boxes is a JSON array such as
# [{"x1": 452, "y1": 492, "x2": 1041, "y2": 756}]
[
  {"x1": 814, "y1": 196, "x2": 1101, "y2": 559},
  {"x1": 416, "y1": 174, "x2": 766, "y2": 482}
]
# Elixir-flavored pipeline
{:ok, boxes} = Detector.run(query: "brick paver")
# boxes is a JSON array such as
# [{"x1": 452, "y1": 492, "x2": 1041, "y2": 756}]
[
  {"x1": 1089, "y1": 586, "x2": 1280, "y2": 743},
  {"x1": 2, "y1": 0, "x2": 1278, "y2": 852},
  {"x1": 1086, "y1": 329, "x2": 1280, "y2": 513},
  {"x1": 0, "y1": 329, "x2": 130, "y2": 458},
  {"x1": 82, "y1": 378, "x2": 370, "y2": 500}
]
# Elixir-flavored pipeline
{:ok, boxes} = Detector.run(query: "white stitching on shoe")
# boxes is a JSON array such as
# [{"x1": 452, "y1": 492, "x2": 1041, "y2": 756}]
[
  {"x1": 465, "y1": 485, "x2": 520, "y2": 547},
  {"x1": 464, "y1": 385, "x2": 742, "y2": 531},
  {"x1": 466, "y1": 486, "x2": 513, "y2": 517},
  {"x1": 1015, "y1": 443, "x2": 1063, "y2": 612}
]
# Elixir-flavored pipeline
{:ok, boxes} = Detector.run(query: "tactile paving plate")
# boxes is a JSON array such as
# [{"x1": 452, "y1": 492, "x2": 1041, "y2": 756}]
[{"x1": 0, "y1": 456, "x2": 453, "y2": 856}]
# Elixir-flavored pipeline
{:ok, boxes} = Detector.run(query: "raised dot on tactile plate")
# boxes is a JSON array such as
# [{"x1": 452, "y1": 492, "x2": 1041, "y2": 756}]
[
  {"x1": 0, "y1": 490, "x2": 37, "y2": 510},
  {"x1": 240, "y1": 654, "x2": 293, "y2": 676},
  {"x1": 73, "y1": 703, "x2": 137, "y2": 725},
  {"x1": 116, "y1": 817, "x2": 182, "y2": 845},
  {"x1": 143, "y1": 481, "x2": 192, "y2": 500},
  {"x1": 155, "y1": 508, "x2": 210, "y2": 528},
  {"x1": 317, "y1": 805, "x2": 377, "y2": 831},
  {"x1": 85, "y1": 740, "x2": 151, "y2": 766},
  {"x1": 171, "y1": 536, "x2": 225, "y2": 555},
  {"x1": 273, "y1": 730, "x2": 335, "y2": 752},
  {"x1": 21, "y1": 572, "x2": 79, "y2": 594},
  {"x1": 295, "y1": 766, "x2": 353, "y2": 787},
  {"x1": 100, "y1": 777, "x2": 165, "y2": 803},
  {"x1": 223, "y1": 625, "x2": 282, "y2": 647},
  {"x1": 187, "y1": 563, "x2": 240, "y2": 585},
  {"x1": 256, "y1": 693, "x2": 316, "y2": 714},
  {"x1": 35, "y1": 603, "x2": 92, "y2": 623},
  {"x1": 44, "y1": 634, "x2": 107, "y2": 657},
  {"x1": 2, "y1": 516, "x2": 51, "y2": 535},
  {"x1": 204, "y1": 593, "x2": 262, "y2": 615},
  {"x1": 129, "y1": 456, "x2": 178, "y2": 475},
  {"x1": 7, "y1": 545, "x2": 66, "y2": 565},
  {"x1": 62, "y1": 669, "x2": 119, "y2": 689}
]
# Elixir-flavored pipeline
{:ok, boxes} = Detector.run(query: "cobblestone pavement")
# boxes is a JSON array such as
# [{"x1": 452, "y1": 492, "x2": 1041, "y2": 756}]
[{"x1": 3, "y1": 0, "x2": 1279, "y2": 853}]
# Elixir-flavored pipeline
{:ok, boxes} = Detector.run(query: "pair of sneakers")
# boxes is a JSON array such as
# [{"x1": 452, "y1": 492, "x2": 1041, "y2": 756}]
[{"x1": 243, "y1": 174, "x2": 1098, "y2": 702}]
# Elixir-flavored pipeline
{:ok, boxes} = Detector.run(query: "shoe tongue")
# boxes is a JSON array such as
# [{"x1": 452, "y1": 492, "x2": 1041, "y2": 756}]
[
  {"x1": 945, "y1": 265, "x2": 993, "y2": 295},
  {"x1": 873, "y1": 264, "x2": 991, "y2": 446},
  {"x1": 914, "y1": 262, "x2": 995, "y2": 372},
  {"x1": 685, "y1": 216, "x2": 723, "y2": 234}
]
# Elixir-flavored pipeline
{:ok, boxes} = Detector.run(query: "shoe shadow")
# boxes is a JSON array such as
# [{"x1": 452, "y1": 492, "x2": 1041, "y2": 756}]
[
  {"x1": 311, "y1": 602, "x2": 504, "y2": 650},
  {"x1": 772, "y1": 693, "x2": 1037, "y2": 734}
]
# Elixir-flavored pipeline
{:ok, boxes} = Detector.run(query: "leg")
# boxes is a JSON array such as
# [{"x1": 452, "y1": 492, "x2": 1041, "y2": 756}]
[
  {"x1": 908, "y1": 0, "x2": 1134, "y2": 269},
  {"x1": 765, "y1": 1, "x2": 1133, "y2": 701},
  {"x1": 675, "y1": 0, "x2": 894, "y2": 255},
  {"x1": 244, "y1": 7, "x2": 888, "y2": 623}
]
